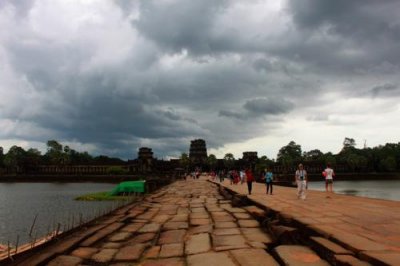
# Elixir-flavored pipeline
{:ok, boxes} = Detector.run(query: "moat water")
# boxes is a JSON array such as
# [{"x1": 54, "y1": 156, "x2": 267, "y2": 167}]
[
  {"x1": 308, "y1": 179, "x2": 400, "y2": 201},
  {"x1": 0, "y1": 182, "x2": 116, "y2": 245}
]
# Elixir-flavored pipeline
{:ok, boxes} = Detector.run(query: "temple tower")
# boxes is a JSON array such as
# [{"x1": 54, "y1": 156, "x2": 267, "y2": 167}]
[{"x1": 189, "y1": 139, "x2": 208, "y2": 166}]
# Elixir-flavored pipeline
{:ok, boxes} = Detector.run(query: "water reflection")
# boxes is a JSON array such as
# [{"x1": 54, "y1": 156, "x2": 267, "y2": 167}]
[
  {"x1": 0, "y1": 182, "x2": 117, "y2": 245},
  {"x1": 338, "y1": 189, "x2": 358, "y2": 196},
  {"x1": 308, "y1": 180, "x2": 400, "y2": 201}
]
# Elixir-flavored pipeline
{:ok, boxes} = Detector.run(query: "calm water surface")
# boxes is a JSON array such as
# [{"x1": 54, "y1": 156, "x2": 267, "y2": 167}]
[
  {"x1": 0, "y1": 182, "x2": 117, "y2": 245},
  {"x1": 308, "y1": 179, "x2": 400, "y2": 201}
]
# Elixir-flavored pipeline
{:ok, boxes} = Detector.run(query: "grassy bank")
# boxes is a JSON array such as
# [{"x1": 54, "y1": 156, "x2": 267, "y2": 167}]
[{"x1": 75, "y1": 191, "x2": 135, "y2": 201}]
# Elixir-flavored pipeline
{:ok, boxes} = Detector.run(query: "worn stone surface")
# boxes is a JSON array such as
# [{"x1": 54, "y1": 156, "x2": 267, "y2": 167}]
[
  {"x1": 187, "y1": 224, "x2": 213, "y2": 235},
  {"x1": 334, "y1": 255, "x2": 372, "y2": 266},
  {"x1": 138, "y1": 223, "x2": 161, "y2": 233},
  {"x1": 170, "y1": 214, "x2": 188, "y2": 222},
  {"x1": 212, "y1": 176, "x2": 400, "y2": 266},
  {"x1": 70, "y1": 247, "x2": 98, "y2": 259},
  {"x1": 144, "y1": 246, "x2": 161, "y2": 259},
  {"x1": 47, "y1": 255, "x2": 82, "y2": 266},
  {"x1": 230, "y1": 249, "x2": 279, "y2": 266},
  {"x1": 114, "y1": 244, "x2": 147, "y2": 261},
  {"x1": 81, "y1": 223, "x2": 124, "y2": 246},
  {"x1": 213, "y1": 228, "x2": 241, "y2": 236},
  {"x1": 241, "y1": 228, "x2": 273, "y2": 244},
  {"x1": 190, "y1": 213, "x2": 209, "y2": 219},
  {"x1": 274, "y1": 245, "x2": 330, "y2": 266},
  {"x1": 108, "y1": 232, "x2": 132, "y2": 242},
  {"x1": 185, "y1": 233, "x2": 211, "y2": 255},
  {"x1": 190, "y1": 218, "x2": 211, "y2": 226},
  {"x1": 163, "y1": 221, "x2": 189, "y2": 230},
  {"x1": 187, "y1": 252, "x2": 236, "y2": 266},
  {"x1": 359, "y1": 251, "x2": 400, "y2": 266},
  {"x1": 232, "y1": 212, "x2": 252, "y2": 219},
  {"x1": 91, "y1": 248, "x2": 118, "y2": 264},
  {"x1": 238, "y1": 219, "x2": 260, "y2": 228},
  {"x1": 212, "y1": 234, "x2": 248, "y2": 251},
  {"x1": 152, "y1": 214, "x2": 171, "y2": 224},
  {"x1": 159, "y1": 243, "x2": 184, "y2": 258},
  {"x1": 158, "y1": 230, "x2": 186, "y2": 244},
  {"x1": 141, "y1": 257, "x2": 185, "y2": 266},
  {"x1": 126, "y1": 232, "x2": 156, "y2": 244},
  {"x1": 214, "y1": 221, "x2": 237, "y2": 228},
  {"x1": 102, "y1": 242, "x2": 122, "y2": 249}
]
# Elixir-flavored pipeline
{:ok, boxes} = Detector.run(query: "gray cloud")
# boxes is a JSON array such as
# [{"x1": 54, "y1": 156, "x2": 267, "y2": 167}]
[
  {"x1": 370, "y1": 83, "x2": 399, "y2": 98},
  {"x1": 1, "y1": 0, "x2": 400, "y2": 159},
  {"x1": 244, "y1": 98, "x2": 293, "y2": 115}
]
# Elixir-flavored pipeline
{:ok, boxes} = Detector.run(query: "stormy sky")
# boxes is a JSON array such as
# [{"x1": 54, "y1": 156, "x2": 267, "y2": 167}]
[{"x1": 1, "y1": 0, "x2": 400, "y2": 160}]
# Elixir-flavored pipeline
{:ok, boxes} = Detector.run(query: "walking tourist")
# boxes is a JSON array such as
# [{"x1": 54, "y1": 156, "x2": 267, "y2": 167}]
[
  {"x1": 323, "y1": 163, "x2": 335, "y2": 193},
  {"x1": 245, "y1": 167, "x2": 255, "y2": 195},
  {"x1": 264, "y1": 168, "x2": 273, "y2": 195},
  {"x1": 240, "y1": 169, "x2": 245, "y2": 184},
  {"x1": 295, "y1": 163, "x2": 307, "y2": 200}
]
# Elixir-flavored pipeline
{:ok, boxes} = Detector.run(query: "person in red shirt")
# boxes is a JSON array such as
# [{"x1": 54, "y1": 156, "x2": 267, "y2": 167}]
[{"x1": 245, "y1": 167, "x2": 254, "y2": 195}]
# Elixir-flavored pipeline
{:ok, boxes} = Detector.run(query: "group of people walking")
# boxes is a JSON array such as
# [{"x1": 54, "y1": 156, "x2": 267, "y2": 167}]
[
  {"x1": 295, "y1": 163, "x2": 335, "y2": 200},
  {"x1": 212, "y1": 163, "x2": 335, "y2": 200}
]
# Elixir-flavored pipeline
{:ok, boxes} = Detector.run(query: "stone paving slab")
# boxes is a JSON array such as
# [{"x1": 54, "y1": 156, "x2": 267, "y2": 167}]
[
  {"x1": 70, "y1": 247, "x2": 98, "y2": 259},
  {"x1": 334, "y1": 254, "x2": 372, "y2": 266},
  {"x1": 187, "y1": 252, "x2": 236, "y2": 266},
  {"x1": 47, "y1": 255, "x2": 82, "y2": 266},
  {"x1": 158, "y1": 229, "x2": 186, "y2": 244},
  {"x1": 211, "y1": 176, "x2": 400, "y2": 265},
  {"x1": 274, "y1": 245, "x2": 330, "y2": 266},
  {"x1": 359, "y1": 250, "x2": 400, "y2": 266},
  {"x1": 185, "y1": 233, "x2": 211, "y2": 255},
  {"x1": 230, "y1": 248, "x2": 279, "y2": 266},
  {"x1": 92, "y1": 248, "x2": 118, "y2": 264},
  {"x1": 11, "y1": 178, "x2": 284, "y2": 266}
]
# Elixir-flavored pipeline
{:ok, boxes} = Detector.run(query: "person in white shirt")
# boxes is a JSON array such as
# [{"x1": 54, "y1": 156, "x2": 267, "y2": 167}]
[
  {"x1": 323, "y1": 163, "x2": 335, "y2": 193},
  {"x1": 295, "y1": 163, "x2": 307, "y2": 200}
]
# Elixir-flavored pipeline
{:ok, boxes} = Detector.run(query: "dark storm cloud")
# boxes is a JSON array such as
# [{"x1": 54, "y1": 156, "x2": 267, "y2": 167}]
[
  {"x1": 244, "y1": 98, "x2": 293, "y2": 115},
  {"x1": 369, "y1": 83, "x2": 399, "y2": 98},
  {"x1": 288, "y1": 0, "x2": 400, "y2": 40},
  {"x1": 285, "y1": 0, "x2": 400, "y2": 72},
  {"x1": 2, "y1": 0, "x2": 400, "y2": 159},
  {"x1": 219, "y1": 98, "x2": 293, "y2": 120},
  {"x1": 134, "y1": 0, "x2": 229, "y2": 55}
]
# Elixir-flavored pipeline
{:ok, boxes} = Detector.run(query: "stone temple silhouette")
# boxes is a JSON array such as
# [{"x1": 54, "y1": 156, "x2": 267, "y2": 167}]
[{"x1": 189, "y1": 139, "x2": 208, "y2": 167}]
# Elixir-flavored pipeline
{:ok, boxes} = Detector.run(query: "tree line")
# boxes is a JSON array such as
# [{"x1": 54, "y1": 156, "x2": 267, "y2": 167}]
[
  {"x1": 0, "y1": 140, "x2": 124, "y2": 174},
  {"x1": 1, "y1": 138, "x2": 399, "y2": 174},
  {"x1": 181, "y1": 138, "x2": 400, "y2": 173}
]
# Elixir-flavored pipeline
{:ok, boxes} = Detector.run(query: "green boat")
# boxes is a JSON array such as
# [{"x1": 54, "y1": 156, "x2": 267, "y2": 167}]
[{"x1": 110, "y1": 180, "x2": 146, "y2": 195}]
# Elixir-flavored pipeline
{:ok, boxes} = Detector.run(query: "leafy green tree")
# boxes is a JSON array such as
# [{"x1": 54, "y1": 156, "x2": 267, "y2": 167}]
[
  {"x1": 25, "y1": 148, "x2": 42, "y2": 170},
  {"x1": 0, "y1": 147, "x2": 4, "y2": 167},
  {"x1": 303, "y1": 149, "x2": 324, "y2": 162},
  {"x1": 346, "y1": 154, "x2": 367, "y2": 172},
  {"x1": 207, "y1": 154, "x2": 217, "y2": 170},
  {"x1": 255, "y1": 155, "x2": 273, "y2": 173},
  {"x1": 179, "y1": 153, "x2": 190, "y2": 171},
  {"x1": 343, "y1": 137, "x2": 356, "y2": 149},
  {"x1": 277, "y1": 141, "x2": 302, "y2": 163},
  {"x1": 223, "y1": 153, "x2": 235, "y2": 170},
  {"x1": 4, "y1": 146, "x2": 26, "y2": 173},
  {"x1": 322, "y1": 152, "x2": 337, "y2": 167},
  {"x1": 379, "y1": 156, "x2": 397, "y2": 172},
  {"x1": 46, "y1": 140, "x2": 64, "y2": 165}
]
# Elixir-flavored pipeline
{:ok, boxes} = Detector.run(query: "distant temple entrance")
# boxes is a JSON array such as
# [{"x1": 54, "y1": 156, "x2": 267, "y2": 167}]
[{"x1": 189, "y1": 139, "x2": 208, "y2": 170}]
